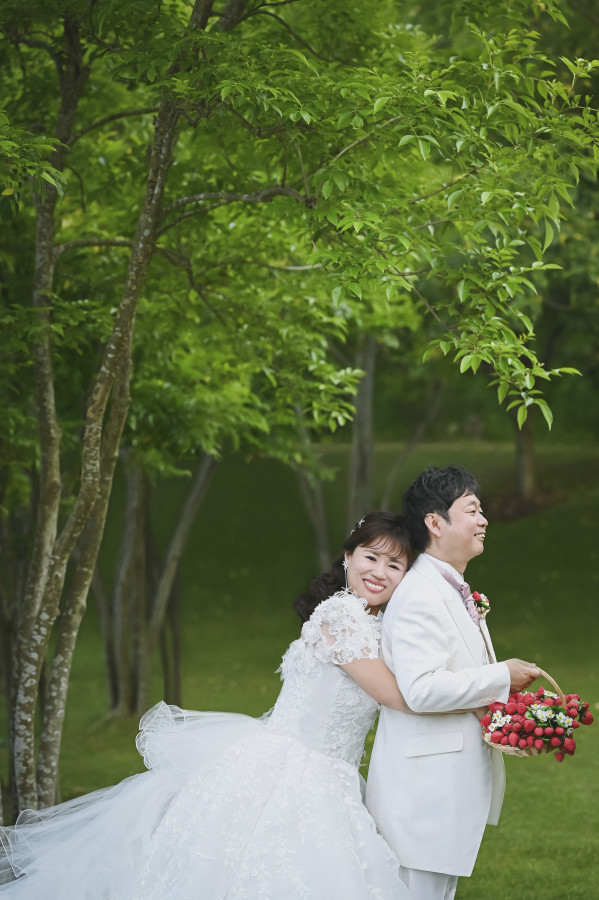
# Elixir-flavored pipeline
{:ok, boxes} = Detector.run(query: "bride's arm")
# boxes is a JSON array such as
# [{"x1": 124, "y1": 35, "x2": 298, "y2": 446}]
[
  {"x1": 340, "y1": 658, "x2": 485, "y2": 717},
  {"x1": 339, "y1": 657, "x2": 410, "y2": 711}
]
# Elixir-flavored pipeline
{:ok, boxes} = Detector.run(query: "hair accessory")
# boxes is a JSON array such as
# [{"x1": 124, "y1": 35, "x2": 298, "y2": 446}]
[{"x1": 351, "y1": 516, "x2": 365, "y2": 535}]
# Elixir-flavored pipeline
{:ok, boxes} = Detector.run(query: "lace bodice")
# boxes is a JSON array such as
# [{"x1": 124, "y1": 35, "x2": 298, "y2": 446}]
[{"x1": 264, "y1": 591, "x2": 382, "y2": 768}]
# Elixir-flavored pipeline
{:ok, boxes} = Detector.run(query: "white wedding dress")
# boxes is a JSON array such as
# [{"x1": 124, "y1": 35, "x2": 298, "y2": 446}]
[{"x1": 0, "y1": 592, "x2": 408, "y2": 898}]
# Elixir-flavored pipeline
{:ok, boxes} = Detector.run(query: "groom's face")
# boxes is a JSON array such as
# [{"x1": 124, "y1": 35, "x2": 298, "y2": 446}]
[{"x1": 429, "y1": 492, "x2": 488, "y2": 569}]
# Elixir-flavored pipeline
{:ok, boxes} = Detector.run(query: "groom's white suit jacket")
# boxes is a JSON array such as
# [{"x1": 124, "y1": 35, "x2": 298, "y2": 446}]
[{"x1": 366, "y1": 554, "x2": 511, "y2": 877}]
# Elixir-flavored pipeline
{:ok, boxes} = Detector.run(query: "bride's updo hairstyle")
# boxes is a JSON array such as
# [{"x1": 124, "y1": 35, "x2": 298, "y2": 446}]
[{"x1": 293, "y1": 510, "x2": 413, "y2": 623}]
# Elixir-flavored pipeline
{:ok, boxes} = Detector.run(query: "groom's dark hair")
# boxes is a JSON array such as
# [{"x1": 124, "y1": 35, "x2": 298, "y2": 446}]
[{"x1": 402, "y1": 465, "x2": 480, "y2": 552}]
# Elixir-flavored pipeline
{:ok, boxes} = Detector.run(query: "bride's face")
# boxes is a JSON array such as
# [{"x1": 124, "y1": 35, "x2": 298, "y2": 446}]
[{"x1": 344, "y1": 540, "x2": 407, "y2": 610}]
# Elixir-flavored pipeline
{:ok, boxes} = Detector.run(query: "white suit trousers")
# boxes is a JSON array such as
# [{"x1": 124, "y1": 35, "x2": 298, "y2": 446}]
[{"x1": 398, "y1": 867, "x2": 458, "y2": 900}]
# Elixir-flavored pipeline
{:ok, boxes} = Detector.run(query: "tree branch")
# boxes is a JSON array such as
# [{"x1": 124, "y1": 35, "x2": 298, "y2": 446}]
[
  {"x1": 158, "y1": 185, "x2": 308, "y2": 235},
  {"x1": 52, "y1": 238, "x2": 133, "y2": 261},
  {"x1": 384, "y1": 166, "x2": 484, "y2": 216},
  {"x1": 163, "y1": 185, "x2": 306, "y2": 214},
  {"x1": 251, "y1": 11, "x2": 356, "y2": 66},
  {"x1": 70, "y1": 107, "x2": 160, "y2": 145}
]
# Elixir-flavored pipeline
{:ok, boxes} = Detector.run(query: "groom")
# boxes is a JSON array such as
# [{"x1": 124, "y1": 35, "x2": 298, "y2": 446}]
[{"x1": 366, "y1": 465, "x2": 540, "y2": 900}]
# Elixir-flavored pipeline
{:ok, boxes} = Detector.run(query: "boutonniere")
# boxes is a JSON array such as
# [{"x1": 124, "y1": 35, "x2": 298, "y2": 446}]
[{"x1": 472, "y1": 590, "x2": 490, "y2": 619}]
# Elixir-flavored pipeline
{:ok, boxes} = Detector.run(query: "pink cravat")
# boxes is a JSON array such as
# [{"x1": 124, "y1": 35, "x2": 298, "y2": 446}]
[{"x1": 427, "y1": 557, "x2": 481, "y2": 628}]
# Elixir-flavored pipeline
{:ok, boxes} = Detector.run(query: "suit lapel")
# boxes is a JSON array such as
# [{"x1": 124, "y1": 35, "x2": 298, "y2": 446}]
[{"x1": 415, "y1": 555, "x2": 487, "y2": 665}]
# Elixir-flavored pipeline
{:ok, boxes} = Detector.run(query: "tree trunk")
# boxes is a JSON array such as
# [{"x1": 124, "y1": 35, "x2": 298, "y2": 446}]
[
  {"x1": 295, "y1": 469, "x2": 332, "y2": 572},
  {"x1": 89, "y1": 565, "x2": 119, "y2": 710},
  {"x1": 293, "y1": 405, "x2": 332, "y2": 571},
  {"x1": 379, "y1": 379, "x2": 445, "y2": 509},
  {"x1": 110, "y1": 457, "x2": 147, "y2": 715},
  {"x1": 159, "y1": 570, "x2": 182, "y2": 706},
  {"x1": 8, "y1": 2, "x2": 192, "y2": 810},
  {"x1": 513, "y1": 414, "x2": 536, "y2": 500},
  {"x1": 35, "y1": 377, "x2": 132, "y2": 806},
  {"x1": 346, "y1": 334, "x2": 376, "y2": 530},
  {"x1": 11, "y1": 16, "x2": 91, "y2": 813},
  {"x1": 136, "y1": 453, "x2": 219, "y2": 714}
]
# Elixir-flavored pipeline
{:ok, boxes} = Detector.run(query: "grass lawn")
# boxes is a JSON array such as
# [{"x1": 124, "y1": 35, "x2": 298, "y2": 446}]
[{"x1": 2, "y1": 441, "x2": 598, "y2": 898}]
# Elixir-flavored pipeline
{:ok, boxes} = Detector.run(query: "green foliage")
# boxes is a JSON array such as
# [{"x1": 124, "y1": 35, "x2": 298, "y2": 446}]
[
  {"x1": 2, "y1": 0, "x2": 599, "y2": 506},
  {"x1": 0, "y1": 110, "x2": 65, "y2": 220}
]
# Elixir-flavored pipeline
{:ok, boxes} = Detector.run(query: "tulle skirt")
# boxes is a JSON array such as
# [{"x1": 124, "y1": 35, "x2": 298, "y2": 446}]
[{"x1": 0, "y1": 703, "x2": 407, "y2": 899}]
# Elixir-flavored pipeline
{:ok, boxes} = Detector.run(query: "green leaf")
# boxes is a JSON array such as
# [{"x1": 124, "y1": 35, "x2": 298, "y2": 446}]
[
  {"x1": 447, "y1": 189, "x2": 463, "y2": 209},
  {"x1": 373, "y1": 96, "x2": 390, "y2": 114},
  {"x1": 535, "y1": 399, "x2": 553, "y2": 430},
  {"x1": 517, "y1": 404, "x2": 528, "y2": 428},
  {"x1": 457, "y1": 280, "x2": 470, "y2": 302},
  {"x1": 543, "y1": 220, "x2": 554, "y2": 252},
  {"x1": 519, "y1": 313, "x2": 534, "y2": 334},
  {"x1": 497, "y1": 382, "x2": 509, "y2": 404},
  {"x1": 417, "y1": 139, "x2": 430, "y2": 161}
]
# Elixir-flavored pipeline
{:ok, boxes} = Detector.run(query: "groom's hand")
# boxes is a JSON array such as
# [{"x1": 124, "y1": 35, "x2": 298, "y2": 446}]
[{"x1": 504, "y1": 658, "x2": 541, "y2": 693}]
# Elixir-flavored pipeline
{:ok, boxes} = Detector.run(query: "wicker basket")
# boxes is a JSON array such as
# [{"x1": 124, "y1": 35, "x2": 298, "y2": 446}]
[{"x1": 483, "y1": 669, "x2": 565, "y2": 757}]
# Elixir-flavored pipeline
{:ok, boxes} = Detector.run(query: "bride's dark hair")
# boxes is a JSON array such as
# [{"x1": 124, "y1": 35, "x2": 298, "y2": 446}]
[{"x1": 293, "y1": 510, "x2": 414, "y2": 623}]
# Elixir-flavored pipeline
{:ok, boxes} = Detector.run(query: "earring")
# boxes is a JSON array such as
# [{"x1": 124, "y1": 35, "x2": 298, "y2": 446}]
[{"x1": 342, "y1": 559, "x2": 349, "y2": 590}]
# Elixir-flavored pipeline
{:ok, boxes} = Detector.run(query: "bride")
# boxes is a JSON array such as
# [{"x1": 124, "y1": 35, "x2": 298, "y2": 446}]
[{"x1": 0, "y1": 511, "x2": 414, "y2": 899}]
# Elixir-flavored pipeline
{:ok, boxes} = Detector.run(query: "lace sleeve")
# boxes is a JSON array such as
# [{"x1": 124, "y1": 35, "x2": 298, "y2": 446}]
[{"x1": 302, "y1": 591, "x2": 381, "y2": 665}]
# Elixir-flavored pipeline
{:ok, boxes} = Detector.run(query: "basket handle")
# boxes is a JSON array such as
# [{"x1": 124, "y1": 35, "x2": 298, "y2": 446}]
[{"x1": 535, "y1": 668, "x2": 565, "y2": 707}]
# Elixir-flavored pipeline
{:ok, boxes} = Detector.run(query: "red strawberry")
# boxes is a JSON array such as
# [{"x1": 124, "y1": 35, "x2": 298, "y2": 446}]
[
  {"x1": 523, "y1": 693, "x2": 534, "y2": 705},
  {"x1": 544, "y1": 727, "x2": 554, "y2": 736},
  {"x1": 582, "y1": 713, "x2": 594, "y2": 725},
  {"x1": 534, "y1": 727, "x2": 544, "y2": 737},
  {"x1": 555, "y1": 726, "x2": 565, "y2": 735},
  {"x1": 550, "y1": 736, "x2": 562, "y2": 747},
  {"x1": 523, "y1": 719, "x2": 536, "y2": 734},
  {"x1": 527, "y1": 735, "x2": 535, "y2": 746},
  {"x1": 516, "y1": 703, "x2": 527, "y2": 715},
  {"x1": 572, "y1": 720, "x2": 580, "y2": 729},
  {"x1": 491, "y1": 732, "x2": 503, "y2": 743},
  {"x1": 501, "y1": 736, "x2": 509, "y2": 745},
  {"x1": 563, "y1": 737, "x2": 576, "y2": 754},
  {"x1": 503, "y1": 724, "x2": 513, "y2": 734},
  {"x1": 534, "y1": 738, "x2": 545, "y2": 750},
  {"x1": 508, "y1": 732, "x2": 519, "y2": 746},
  {"x1": 554, "y1": 751, "x2": 564, "y2": 762},
  {"x1": 512, "y1": 723, "x2": 522, "y2": 733},
  {"x1": 536, "y1": 687, "x2": 544, "y2": 696},
  {"x1": 505, "y1": 702, "x2": 517, "y2": 715},
  {"x1": 480, "y1": 714, "x2": 492, "y2": 727},
  {"x1": 518, "y1": 738, "x2": 528, "y2": 749},
  {"x1": 488, "y1": 702, "x2": 503, "y2": 713}
]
